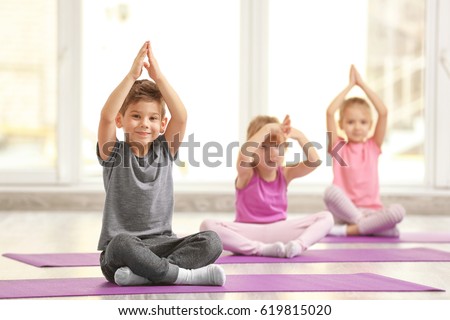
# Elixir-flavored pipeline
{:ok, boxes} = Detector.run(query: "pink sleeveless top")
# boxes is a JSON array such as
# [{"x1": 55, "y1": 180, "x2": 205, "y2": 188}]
[
  {"x1": 235, "y1": 166, "x2": 288, "y2": 223},
  {"x1": 332, "y1": 137, "x2": 382, "y2": 210}
]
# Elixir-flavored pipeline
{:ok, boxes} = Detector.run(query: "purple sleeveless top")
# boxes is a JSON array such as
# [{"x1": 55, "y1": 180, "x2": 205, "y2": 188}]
[{"x1": 235, "y1": 166, "x2": 287, "y2": 223}]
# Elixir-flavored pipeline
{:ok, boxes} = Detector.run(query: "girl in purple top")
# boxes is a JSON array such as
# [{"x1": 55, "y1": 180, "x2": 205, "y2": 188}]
[{"x1": 201, "y1": 115, "x2": 333, "y2": 258}]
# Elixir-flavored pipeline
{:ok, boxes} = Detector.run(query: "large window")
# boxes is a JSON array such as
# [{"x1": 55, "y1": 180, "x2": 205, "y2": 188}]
[
  {"x1": 1, "y1": 0, "x2": 449, "y2": 190},
  {"x1": 0, "y1": 0, "x2": 57, "y2": 181},
  {"x1": 81, "y1": 0, "x2": 240, "y2": 184},
  {"x1": 268, "y1": 0, "x2": 425, "y2": 186}
]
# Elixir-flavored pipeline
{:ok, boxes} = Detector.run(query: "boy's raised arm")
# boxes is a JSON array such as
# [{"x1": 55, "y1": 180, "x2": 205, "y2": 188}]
[
  {"x1": 98, "y1": 42, "x2": 149, "y2": 161},
  {"x1": 145, "y1": 42, "x2": 187, "y2": 157}
]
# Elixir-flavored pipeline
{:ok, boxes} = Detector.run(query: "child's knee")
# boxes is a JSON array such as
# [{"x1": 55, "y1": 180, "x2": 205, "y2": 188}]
[
  {"x1": 315, "y1": 211, "x2": 335, "y2": 230},
  {"x1": 388, "y1": 204, "x2": 406, "y2": 222},
  {"x1": 107, "y1": 233, "x2": 137, "y2": 253},
  {"x1": 202, "y1": 230, "x2": 223, "y2": 253},
  {"x1": 195, "y1": 230, "x2": 223, "y2": 262},
  {"x1": 322, "y1": 211, "x2": 335, "y2": 227},
  {"x1": 200, "y1": 219, "x2": 218, "y2": 232},
  {"x1": 323, "y1": 185, "x2": 341, "y2": 204}
]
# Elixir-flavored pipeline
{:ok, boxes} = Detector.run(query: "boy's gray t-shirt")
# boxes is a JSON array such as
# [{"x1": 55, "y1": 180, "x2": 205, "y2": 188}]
[{"x1": 97, "y1": 135, "x2": 176, "y2": 250}]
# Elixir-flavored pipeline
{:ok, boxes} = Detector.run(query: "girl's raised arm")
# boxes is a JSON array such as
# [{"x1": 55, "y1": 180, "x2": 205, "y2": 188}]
[
  {"x1": 326, "y1": 65, "x2": 355, "y2": 153},
  {"x1": 354, "y1": 66, "x2": 388, "y2": 148}
]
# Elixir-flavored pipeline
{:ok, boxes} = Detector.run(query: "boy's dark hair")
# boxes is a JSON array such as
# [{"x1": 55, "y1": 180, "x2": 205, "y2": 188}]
[{"x1": 119, "y1": 79, "x2": 166, "y2": 118}]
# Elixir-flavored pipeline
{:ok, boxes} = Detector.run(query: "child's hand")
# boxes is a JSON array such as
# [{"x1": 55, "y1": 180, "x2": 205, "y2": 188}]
[
  {"x1": 264, "y1": 122, "x2": 285, "y2": 139},
  {"x1": 260, "y1": 115, "x2": 291, "y2": 143},
  {"x1": 349, "y1": 65, "x2": 356, "y2": 86},
  {"x1": 281, "y1": 115, "x2": 291, "y2": 138},
  {"x1": 129, "y1": 41, "x2": 149, "y2": 80},
  {"x1": 144, "y1": 41, "x2": 163, "y2": 81},
  {"x1": 282, "y1": 116, "x2": 306, "y2": 141}
]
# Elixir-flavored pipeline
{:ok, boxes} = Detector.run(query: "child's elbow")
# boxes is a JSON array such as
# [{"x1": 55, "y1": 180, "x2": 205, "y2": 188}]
[
  {"x1": 100, "y1": 111, "x2": 116, "y2": 125},
  {"x1": 305, "y1": 159, "x2": 322, "y2": 170},
  {"x1": 326, "y1": 109, "x2": 336, "y2": 118},
  {"x1": 378, "y1": 108, "x2": 388, "y2": 118},
  {"x1": 177, "y1": 111, "x2": 188, "y2": 125}
]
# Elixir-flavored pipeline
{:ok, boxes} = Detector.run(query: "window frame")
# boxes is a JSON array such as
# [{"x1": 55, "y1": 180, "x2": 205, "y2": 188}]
[
  {"x1": 425, "y1": 0, "x2": 450, "y2": 189},
  {"x1": 57, "y1": 0, "x2": 82, "y2": 185},
  {"x1": 2, "y1": 0, "x2": 449, "y2": 192}
]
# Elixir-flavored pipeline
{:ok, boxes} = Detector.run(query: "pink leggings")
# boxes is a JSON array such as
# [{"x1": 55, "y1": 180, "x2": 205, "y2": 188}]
[{"x1": 200, "y1": 211, "x2": 334, "y2": 256}]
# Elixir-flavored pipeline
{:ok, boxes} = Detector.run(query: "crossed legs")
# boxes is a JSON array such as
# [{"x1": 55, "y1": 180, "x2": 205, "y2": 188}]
[
  {"x1": 324, "y1": 185, "x2": 405, "y2": 236},
  {"x1": 100, "y1": 231, "x2": 225, "y2": 286},
  {"x1": 200, "y1": 211, "x2": 334, "y2": 258}
]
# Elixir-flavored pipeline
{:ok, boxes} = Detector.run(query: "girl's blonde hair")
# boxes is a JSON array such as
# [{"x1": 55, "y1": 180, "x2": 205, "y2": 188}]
[
  {"x1": 247, "y1": 115, "x2": 283, "y2": 144},
  {"x1": 339, "y1": 97, "x2": 372, "y2": 125},
  {"x1": 246, "y1": 115, "x2": 286, "y2": 167}
]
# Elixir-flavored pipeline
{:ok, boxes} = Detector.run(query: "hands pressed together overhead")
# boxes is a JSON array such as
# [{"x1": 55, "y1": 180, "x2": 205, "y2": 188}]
[
  {"x1": 129, "y1": 41, "x2": 162, "y2": 82},
  {"x1": 349, "y1": 64, "x2": 365, "y2": 88}
]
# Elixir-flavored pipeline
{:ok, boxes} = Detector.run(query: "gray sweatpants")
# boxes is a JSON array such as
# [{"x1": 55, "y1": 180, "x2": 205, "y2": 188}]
[{"x1": 100, "y1": 231, "x2": 223, "y2": 284}]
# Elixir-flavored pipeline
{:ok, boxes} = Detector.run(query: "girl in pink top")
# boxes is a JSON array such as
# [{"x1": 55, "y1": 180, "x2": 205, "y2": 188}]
[
  {"x1": 324, "y1": 65, "x2": 405, "y2": 237},
  {"x1": 201, "y1": 115, "x2": 333, "y2": 258}
]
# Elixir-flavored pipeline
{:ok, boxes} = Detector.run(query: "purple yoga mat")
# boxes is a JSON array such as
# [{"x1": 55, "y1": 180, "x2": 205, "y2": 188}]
[
  {"x1": 320, "y1": 232, "x2": 450, "y2": 243},
  {"x1": 2, "y1": 252, "x2": 100, "y2": 267},
  {"x1": 4, "y1": 248, "x2": 450, "y2": 267},
  {"x1": 0, "y1": 273, "x2": 443, "y2": 299},
  {"x1": 216, "y1": 248, "x2": 450, "y2": 264}
]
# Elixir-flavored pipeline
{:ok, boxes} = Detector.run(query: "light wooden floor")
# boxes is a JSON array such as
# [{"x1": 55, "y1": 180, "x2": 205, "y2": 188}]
[{"x1": 0, "y1": 211, "x2": 449, "y2": 300}]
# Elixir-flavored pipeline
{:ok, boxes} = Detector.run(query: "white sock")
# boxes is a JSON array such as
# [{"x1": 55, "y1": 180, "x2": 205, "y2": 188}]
[
  {"x1": 114, "y1": 266, "x2": 151, "y2": 286},
  {"x1": 285, "y1": 241, "x2": 303, "y2": 258},
  {"x1": 259, "y1": 242, "x2": 286, "y2": 257},
  {"x1": 328, "y1": 225, "x2": 347, "y2": 236},
  {"x1": 174, "y1": 264, "x2": 226, "y2": 286}
]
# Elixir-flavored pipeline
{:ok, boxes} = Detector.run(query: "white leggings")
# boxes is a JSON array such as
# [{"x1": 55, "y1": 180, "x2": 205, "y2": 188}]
[{"x1": 200, "y1": 211, "x2": 334, "y2": 256}]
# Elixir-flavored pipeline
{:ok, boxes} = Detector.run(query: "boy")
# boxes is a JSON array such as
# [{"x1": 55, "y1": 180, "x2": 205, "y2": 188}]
[{"x1": 97, "y1": 41, "x2": 225, "y2": 286}]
